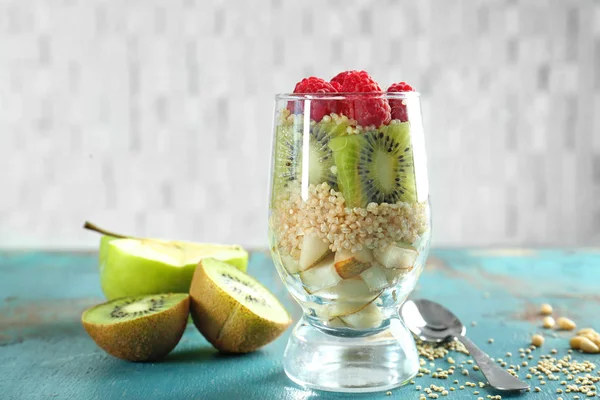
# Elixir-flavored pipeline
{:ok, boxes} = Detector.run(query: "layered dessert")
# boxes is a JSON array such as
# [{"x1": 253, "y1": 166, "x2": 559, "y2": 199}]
[{"x1": 269, "y1": 71, "x2": 430, "y2": 331}]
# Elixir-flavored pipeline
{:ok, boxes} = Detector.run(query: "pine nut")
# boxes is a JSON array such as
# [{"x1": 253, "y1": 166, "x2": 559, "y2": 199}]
[
  {"x1": 570, "y1": 336, "x2": 584, "y2": 349},
  {"x1": 540, "y1": 303, "x2": 553, "y2": 315},
  {"x1": 531, "y1": 334, "x2": 544, "y2": 347},
  {"x1": 577, "y1": 328, "x2": 596, "y2": 336},
  {"x1": 556, "y1": 317, "x2": 576, "y2": 331},
  {"x1": 542, "y1": 316, "x2": 555, "y2": 329},
  {"x1": 579, "y1": 337, "x2": 600, "y2": 354}
]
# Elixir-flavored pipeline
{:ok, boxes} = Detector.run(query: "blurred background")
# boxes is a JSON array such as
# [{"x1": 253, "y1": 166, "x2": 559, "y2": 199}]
[{"x1": 0, "y1": 0, "x2": 598, "y2": 250}]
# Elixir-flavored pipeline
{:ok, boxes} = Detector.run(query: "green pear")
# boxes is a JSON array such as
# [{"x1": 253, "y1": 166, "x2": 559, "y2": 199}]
[{"x1": 85, "y1": 222, "x2": 248, "y2": 300}]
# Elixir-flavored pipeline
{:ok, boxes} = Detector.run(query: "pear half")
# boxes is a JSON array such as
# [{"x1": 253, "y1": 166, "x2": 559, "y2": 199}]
[
  {"x1": 100, "y1": 237, "x2": 248, "y2": 300},
  {"x1": 189, "y1": 258, "x2": 291, "y2": 353}
]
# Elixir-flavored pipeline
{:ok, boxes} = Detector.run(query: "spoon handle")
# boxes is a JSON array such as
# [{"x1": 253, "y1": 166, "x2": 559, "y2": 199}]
[{"x1": 455, "y1": 335, "x2": 529, "y2": 391}]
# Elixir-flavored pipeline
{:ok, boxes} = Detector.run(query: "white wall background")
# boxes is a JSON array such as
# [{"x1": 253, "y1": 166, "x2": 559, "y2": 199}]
[{"x1": 1, "y1": 0, "x2": 599, "y2": 249}]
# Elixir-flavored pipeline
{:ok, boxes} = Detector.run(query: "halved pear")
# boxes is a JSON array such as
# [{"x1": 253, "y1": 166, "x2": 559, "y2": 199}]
[
  {"x1": 373, "y1": 243, "x2": 418, "y2": 270},
  {"x1": 100, "y1": 237, "x2": 248, "y2": 300},
  {"x1": 338, "y1": 301, "x2": 384, "y2": 329},
  {"x1": 298, "y1": 231, "x2": 330, "y2": 271},
  {"x1": 299, "y1": 254, "x2": 341, "y2": 292},
  {"x1": 333, "y1": 248, "x2": 374, "y2": 279},
  {"x1": 359, "y1": 264, "x2": 389, "y2": 292}
]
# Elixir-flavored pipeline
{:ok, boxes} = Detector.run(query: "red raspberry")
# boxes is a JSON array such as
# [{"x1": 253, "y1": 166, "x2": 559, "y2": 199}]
[
  {"x1": 287, "y1": 77, "x2": 338, "y2": 122},
  {"x1": 387, "y1": 82, "x2": 414, "y2": 122},
  {"x1": 336, "y1": 71, "x2": 391, "y2": 127},
  {"x1": 330, "y1": 70, "x2": 358, "y2": 88}
]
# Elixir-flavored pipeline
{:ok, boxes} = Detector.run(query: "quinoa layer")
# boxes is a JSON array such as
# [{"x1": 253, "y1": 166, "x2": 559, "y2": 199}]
[{"x1": 270, "y1": 182, "x2": 429, "y2": 258}]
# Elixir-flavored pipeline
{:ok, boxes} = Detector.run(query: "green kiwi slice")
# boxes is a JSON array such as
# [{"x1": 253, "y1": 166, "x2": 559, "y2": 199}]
[
  {"x1": 81, "y1": 293, "x2": 189, "y2": 362},
  {"x1": 328, "y1": 122, "x2": 417, "y2": 208},
  {"x1": 272, "y1": 118, "x2": 350, "y2": 196}
]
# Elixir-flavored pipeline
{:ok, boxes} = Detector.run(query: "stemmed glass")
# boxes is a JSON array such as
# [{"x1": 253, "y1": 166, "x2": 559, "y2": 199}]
[{"x1": 268, "y1": 92, "x2": 431, "y2": 393}]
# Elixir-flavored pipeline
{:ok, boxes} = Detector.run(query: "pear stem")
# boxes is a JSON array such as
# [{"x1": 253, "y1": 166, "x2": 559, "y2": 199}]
[{"x1": 83, "y1": 221, "x2": 132, "y2": 239}]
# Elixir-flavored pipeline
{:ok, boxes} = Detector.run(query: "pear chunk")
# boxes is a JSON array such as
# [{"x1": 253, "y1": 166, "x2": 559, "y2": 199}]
[
  {"x1": 373, "y1": 243, "x2": 418, "y2": 270},
  {"x1": 299, "y1": 254, "x2": 341, "y2": 292},
  {"x1": 338, "y1": 302, "x2": 383, "y2": 329},
  {"x1": 313, "y1": 277, "x2": 373, "y2": 301},
  {"x1": 298, "y1": 232, "x2": 330, "y2": 271},
  {"x1": 333, "y1": 248, "x2": 374, "y2": 279},
  {"x1": 278, "y1": 250, "x2": 301, "y2": 274},
  {"x1": 359, "y1": 264, "x2": 389, "y2": 292}
]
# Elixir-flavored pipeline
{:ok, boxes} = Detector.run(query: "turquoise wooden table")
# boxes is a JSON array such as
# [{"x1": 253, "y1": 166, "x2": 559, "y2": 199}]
[{"x1": 1, "y1": 249, "x2": 599, "y2": 400}]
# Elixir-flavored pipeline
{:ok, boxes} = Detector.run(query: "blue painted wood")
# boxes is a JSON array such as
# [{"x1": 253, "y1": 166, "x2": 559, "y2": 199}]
[{"x1": 1, "y1": 249, "x2": 599, "y2": 400}]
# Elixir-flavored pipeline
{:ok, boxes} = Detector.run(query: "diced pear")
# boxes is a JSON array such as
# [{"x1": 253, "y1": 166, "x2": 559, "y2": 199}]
[
  {"x1": 299, "y1": 254, "x2": 341, "y2": 292},
  {"x1": 373, "y1": 243, "x2": 418, "y2": 270},
  {"x1": 325, "y1": 318, "x2": 347, "y2": 328},
  {"x1": 339, "y1": 302, "x2": 383, "y2": 329},
  {"x1": 279, "y1": 251, "x2": 301, "y2": 274},
  {"x1": 298, "y1": 232, "x2": 330, "y2": 271},
  {"x1": 359, "y1": 264, "x2": 389, "y2": 292},
  {"x1": 312, "y1": 278, "x2": 379, "y2": 318},
  {"x1": 314, "y1": 277, "x2": 373, "y2": 300},
  {"x1": 383, "y1": 266, "x2": 414, "y2": 284},
  {"x1": 314, "y1": 300, "x2": 374, "y2": 319},
  {"x1": 333, "y1": 248, "x2": 374, "y2": 279}
]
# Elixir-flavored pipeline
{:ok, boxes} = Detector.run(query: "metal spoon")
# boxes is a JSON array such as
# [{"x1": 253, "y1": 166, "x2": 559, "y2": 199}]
[{"x1": 400, "y1": 298, "x2": 529, "y2": 391}]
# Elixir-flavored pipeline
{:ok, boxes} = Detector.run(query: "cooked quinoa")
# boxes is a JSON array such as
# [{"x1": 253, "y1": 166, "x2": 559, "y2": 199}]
[{"x1": 271, "y1": 182, "x2": 429, "y2": 257}]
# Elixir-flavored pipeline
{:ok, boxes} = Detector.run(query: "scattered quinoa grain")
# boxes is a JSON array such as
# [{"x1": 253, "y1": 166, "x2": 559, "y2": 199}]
[{"x1": 488, "y1": 338, "x2": 494, "y2": 344}]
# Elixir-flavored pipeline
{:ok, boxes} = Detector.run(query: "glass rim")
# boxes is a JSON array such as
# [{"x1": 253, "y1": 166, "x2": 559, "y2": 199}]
[{"x1": 275, "y1": 92, "x2": 421, "y2": 101}]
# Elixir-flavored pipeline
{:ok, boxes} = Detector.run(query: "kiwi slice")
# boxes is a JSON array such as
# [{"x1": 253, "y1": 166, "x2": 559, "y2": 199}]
[
  {"x1": 272, "y1": 124, "x2": 302, "y2": 194},
  {"x1": 272, "y1": 118, "x2": 350, "y2": 195},
  {"x1": 81, "y1": 293, "x2": 189, "y2": 362},
  {"x1": 328, "y1": 122, "x2": 416, "y2": 208},
  {"x1": 189, "y1": 258, "x2": 292, "y2": 353}
]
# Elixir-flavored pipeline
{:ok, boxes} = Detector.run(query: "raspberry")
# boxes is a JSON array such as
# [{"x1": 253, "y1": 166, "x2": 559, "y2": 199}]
[
  {"x1": 330, "y1": 70, "x2": 359, "y2": 88},
  {"x1": 387, "y1": 82, "x2": 414, "y2": 122},
  {"x1": 287, "y1": 77, "x2": 338, "y2": 122},
  {"x1": 336, "y1": 71, "x2": 391, "y2": 127}
]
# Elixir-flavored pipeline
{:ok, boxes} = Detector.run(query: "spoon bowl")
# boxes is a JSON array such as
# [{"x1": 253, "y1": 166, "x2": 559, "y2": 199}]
[
  {"x1": 400, "y1": 299, "x2": 465, "y2": 342},
  {"x1": 400, "y1": 298, "x2": 530, "y2": 391}
]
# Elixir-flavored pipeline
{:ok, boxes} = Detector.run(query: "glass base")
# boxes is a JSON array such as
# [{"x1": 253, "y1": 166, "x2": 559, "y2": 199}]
[{"x1": 283, "y1": 316, "x2": 419, "y2": 393}]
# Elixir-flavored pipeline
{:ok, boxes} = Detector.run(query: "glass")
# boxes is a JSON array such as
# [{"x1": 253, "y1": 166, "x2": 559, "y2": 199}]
[{"x1": 268, "y1": 92, "x2": 431, "y2": 393}]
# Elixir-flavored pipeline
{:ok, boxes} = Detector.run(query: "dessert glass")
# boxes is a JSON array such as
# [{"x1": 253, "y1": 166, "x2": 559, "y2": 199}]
[{"x1": 268, "y1": 92, "x2": 431, "y2": 393}]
